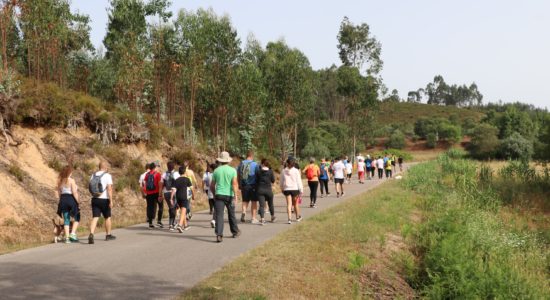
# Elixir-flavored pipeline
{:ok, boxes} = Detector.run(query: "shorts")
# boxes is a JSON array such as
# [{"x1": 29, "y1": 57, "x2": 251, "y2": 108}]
[
  {"x1": 57, "y1": 194, "x2": 80, "y2": 222},
  {"x1": 334, "y1": 178, "x2": 345, "y2": 184},
  {"x1": 283, "y1": 190, "x2": 300, "y2": 197},
  {"x1": 92, "y1": 198, "x2": 111, "y2": 218},
  {"x1": 176, "y1": 197, "x2": 189, "y2": 210},
  {"x1": 241, "y1": 185, "x2": 257, "y2": 202}
]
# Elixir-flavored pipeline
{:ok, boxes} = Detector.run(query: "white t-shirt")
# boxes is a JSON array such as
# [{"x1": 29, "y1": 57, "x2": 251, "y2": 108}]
[
  {"x1": 203, "y1": 172, "x2": 214, "y2": 199},
  {"x1": 376, "y1": 159, "x2": 384, "y2": 169},
  {"x1": 332, "y1": 161, "x2": 346, "y2": 179},
  {"x1": 139, "y1": 171, "x2": 147, "y2": 188},
  {"x1": 345, "y1": 163, "x2": 353, "y2": 174},
  {"x1": 357, "y1": 161, "x2": 365, "y2": 172},
  {"x1": 161, "y1": 171, "x2": 180, "y2": 193},
  {"x1": 90, "y1": 171, "x2": 113, "y2": 199}
]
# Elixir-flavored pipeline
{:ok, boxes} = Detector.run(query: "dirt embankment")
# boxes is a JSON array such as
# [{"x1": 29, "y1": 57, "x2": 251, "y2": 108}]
[{"x1": 0, "y1": 126, "x2": 209, "y2": 253}]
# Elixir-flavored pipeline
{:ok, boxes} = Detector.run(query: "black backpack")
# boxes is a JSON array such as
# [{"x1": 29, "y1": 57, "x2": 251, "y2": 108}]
[
  {"x1": 164, "y1": 171, "x2": 175, "y2": 190},
  {"x1": 89, "y1": 172, "x2": 107, "y2": 197},
  {"x1": 146, "y1": 171, "x2": 157, "y2": 191}
]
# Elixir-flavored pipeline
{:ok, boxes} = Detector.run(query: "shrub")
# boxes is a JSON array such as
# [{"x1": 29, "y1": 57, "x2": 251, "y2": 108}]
[
  {"x1": 438, "y1": 123, "x2": 462, "y2": 144},
  {"x1": 8, "y1": 164, "x2": 26, "y2": 182},
  {"x1": 171, "y1": 150, "x2": 203, "y2": 174},
  {"x1": 498, "y1": 132, "x2": 533, "y2": 161},
  {"x1": 102, "y1": 146, "x2": 126, "y2": 168},
  {"x1": 385, "y1": 129, "x2": 405, "y2": 149},
  {"x1": 426, "y1": 133, "x2": 437, "y2": 148},
  {"x1": 467, "y1": 123, "x2": 499, "y2": 159},
  {"x1": 47, "y1": 157, "x2": 64, "y2": 172}
]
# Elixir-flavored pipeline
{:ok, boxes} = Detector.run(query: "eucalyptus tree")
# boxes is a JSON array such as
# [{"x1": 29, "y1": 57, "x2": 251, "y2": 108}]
[
  {"x1": 337, "y1": 16, "x2": 382, "y2": 75},
  {"x1": 259, "y1": 40, "x2": 314, "y2": 159}
]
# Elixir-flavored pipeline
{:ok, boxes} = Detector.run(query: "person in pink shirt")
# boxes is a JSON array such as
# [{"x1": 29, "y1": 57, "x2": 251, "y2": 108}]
[{"x1": 280, "y1": 157, "x2": 303, "y2": 224}]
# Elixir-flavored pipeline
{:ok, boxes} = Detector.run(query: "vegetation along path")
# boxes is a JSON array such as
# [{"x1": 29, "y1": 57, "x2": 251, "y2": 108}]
[{"x1": 0, "y1": 166, "x2": 408, "y2": 300}]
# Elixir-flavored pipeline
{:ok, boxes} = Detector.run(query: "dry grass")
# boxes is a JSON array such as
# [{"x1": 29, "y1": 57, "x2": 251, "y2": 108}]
[{"x1": 182, "y1": 182, "x2": 418, "y2": 300}]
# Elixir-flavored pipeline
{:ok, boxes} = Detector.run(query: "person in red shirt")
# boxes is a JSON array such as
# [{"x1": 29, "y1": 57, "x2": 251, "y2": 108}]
[{"x1": 144, "y1": 162, "x2": 163, "y2": 229}]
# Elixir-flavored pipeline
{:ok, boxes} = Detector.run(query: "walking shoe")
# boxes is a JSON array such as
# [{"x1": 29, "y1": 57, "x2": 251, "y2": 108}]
[
  {"x1": 216, "y1": 235, "x2": 223, "y2": 243},
  {"x1": 320, "y1": 194, "x2": 324, "y2": 198},
  {"x1": 169, "y1": 226, "x2": 175, "y2": 232},
  {"x1": 341, "y1": 192, "x2": 345, "y2": 197},
  {"x1": 148, "y1": 224, "x2": 155, "y2": 230},
  {"x1": 260, "y1": 218, "x2": 266, "y2": 225},
  {"x1": 336, "y1": 193, "x2": 340, "y2": 198},
  {"x1": 251, "y1": 219, "x2": 260, "y2": 225},
  {"x1": 210, "y1": 219, "x2": 216, "y2": 228},
  {"x1": 156, "y1": 222, "x2": 164, "y2": 229},
  {"x1": 65, "y1": 237, "x2": 71, "y2": 244},
  {"x1": 176, "y1": 225, "x2": 184, "y2": 233},
  {"x1": 327, "y1": 193, "x2": 331, "y2": 196},
  {"x1": 88, "y1": 234, "x2": 94, "y2": 244},
  {"x1": 232, "y1": 230, "x2": 241, "y2": 238},
  {"x1": 271, "y1": 216, "x2": 277, "y2": 223},
  {"x1": 105, "y1": 234, "x2": 116, "y2": 241},
  {"x1": 184, "y1": 225, "x2": 190, "y2": 231},
  {"x1": 188, "y1": 212, "x2": 193, "y2": 220},
  {"x1": 69, "y1": 234, "x2": 79, "y2": 242},
  {"x1": 288, "y1": 219, "x2": 292, "y2": 224},
  {"x1": 240, "y1": 213, "x2": 246, "y2": 223},
  {"x1": 297, "y1": 215, "x2": 303, "y2": 222}
]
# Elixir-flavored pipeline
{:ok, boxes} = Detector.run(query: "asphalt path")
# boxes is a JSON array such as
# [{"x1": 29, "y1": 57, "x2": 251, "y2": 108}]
[{"x1": 0, "y1": 167, "x2": 407, "y2": 300}]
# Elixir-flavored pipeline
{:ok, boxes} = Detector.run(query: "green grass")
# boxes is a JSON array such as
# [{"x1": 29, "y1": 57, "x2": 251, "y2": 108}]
[
  {"x1": 182, "y1": 181, "x2": 418, "y2": 299},
  {"x1": 403, "y1": 153, "x2": 549, "y2": 299}
]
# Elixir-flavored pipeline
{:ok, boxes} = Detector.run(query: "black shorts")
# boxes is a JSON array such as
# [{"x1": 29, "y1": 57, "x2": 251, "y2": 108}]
[
  {"x1": 92, "y1": 198, "x2": 111, "y2": 218},
  {"x1": 283, "y1": 190, "x2": 300, "y2": 197},
  {"x1": 176, "y1": 197, "x2": 189, "y2": 210},
  {"x1": 241, "y1": 186, "x2": 257, "y2": 202},
  {"x1": 57, "y1": 194, "x2": 80, "y2": 222},
  {"x1": 334, "y1": 178, "x2": 345, "y2": 184}
]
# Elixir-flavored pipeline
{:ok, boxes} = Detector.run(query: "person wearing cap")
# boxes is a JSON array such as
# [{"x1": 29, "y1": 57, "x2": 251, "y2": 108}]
[{"x1": 210, "y1": 151, "x2": 241, "y2": 243}]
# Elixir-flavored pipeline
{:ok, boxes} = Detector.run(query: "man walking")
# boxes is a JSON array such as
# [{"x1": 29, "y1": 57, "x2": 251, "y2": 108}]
[
  {"x1": 376, "y1": 156, "x2": 384, "y2": 179},
  {"x1": 211, "y1": 151, "x2": 241, "y2": 243},
  {"x1": 144, "y1": 162, "x2": 163, "y2": 229},
  {"x1": 162, "y1": 161, "x2": 179, "y2": 231},
  {"x1": 237, "y1": 150, "x2": 259, "y2": 223},
  {"x1": 88, "y1": 161, "x2": 116, "y2": 244},
  {"x1": 332, "y1": 157, "x2": 346, "y2": 197}
]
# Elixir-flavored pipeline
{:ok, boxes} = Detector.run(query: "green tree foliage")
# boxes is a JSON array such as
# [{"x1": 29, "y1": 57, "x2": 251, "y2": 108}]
[
  {"x1": 386, "y1": 129, "x2": 405, "y2": 149},
  {"x1": 424, "y1": 75, "x2": 482, "y2": 106},
  {"x1": 337, "y1": 16, "x2": 382, "y2": 75},
  {"x1": 467, "y1": 123, "x2": 500, "y2": 159},
  {"x1": 498, "y1": 132, "x2": 533, "y2": 161}
]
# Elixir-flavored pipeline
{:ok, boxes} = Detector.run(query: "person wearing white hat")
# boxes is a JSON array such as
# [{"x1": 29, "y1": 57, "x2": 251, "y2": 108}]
[{"x1": 210, "y1": 151, "x2": 241, "y2": 243}]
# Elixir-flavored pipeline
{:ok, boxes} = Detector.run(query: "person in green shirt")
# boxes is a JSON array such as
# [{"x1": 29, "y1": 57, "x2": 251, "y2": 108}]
[{"x1": 210, "y1": 151, "x2": 241, "y2": 243}]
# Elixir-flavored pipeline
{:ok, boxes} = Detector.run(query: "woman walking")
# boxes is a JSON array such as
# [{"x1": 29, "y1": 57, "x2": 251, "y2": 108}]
[
  {"x1": 256, "y1": 159, "x2": 276, "y2": 224},
  {"x1": 319, "y1": 158, "x2": 331, "y2": 198},
  {"x1": 303, "y1": 158, "x2": 320, "y2": 208},
  {"x1": 56, "y1": 166, "x2": 80, "y2": 243},
  {"x1": 357, "y1": 158, "x2": 366, "y2": 184},
  {"x1": 280, "y1": 157, "x2": 303, "y2": 224}
]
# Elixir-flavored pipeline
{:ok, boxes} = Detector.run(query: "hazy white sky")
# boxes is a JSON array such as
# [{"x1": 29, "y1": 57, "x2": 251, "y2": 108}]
[{"x1": 72, "y1": 0, "x2": 549, "y2": 109}]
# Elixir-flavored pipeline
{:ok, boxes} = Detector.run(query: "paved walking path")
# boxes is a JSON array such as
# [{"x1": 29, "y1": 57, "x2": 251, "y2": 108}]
[{"x1": 0, "y1": 168, "x2": 407, "y2": 300}]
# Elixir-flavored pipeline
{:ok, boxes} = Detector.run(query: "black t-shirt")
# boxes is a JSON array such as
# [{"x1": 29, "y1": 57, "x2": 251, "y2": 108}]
[
  {"x1": 174, "y1": 176, "x2": 193, "y2": 200},
  {"x1": 256, "y1": 168, "x2": 275, "y2": 191}
]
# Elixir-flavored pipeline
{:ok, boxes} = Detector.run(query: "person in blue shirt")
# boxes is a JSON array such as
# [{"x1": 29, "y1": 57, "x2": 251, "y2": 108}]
[
  {"x1": 365, "y1": 155, "x2": 373, "y2": 180},
  {"x1": 237, "y1": 150, "x2": 260, "y2": 224}
]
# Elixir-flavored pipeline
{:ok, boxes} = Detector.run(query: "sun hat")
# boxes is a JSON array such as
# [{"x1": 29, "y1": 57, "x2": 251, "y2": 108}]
[{"x1": 216, "y1": 151, "x2": 232, "y2": 163}]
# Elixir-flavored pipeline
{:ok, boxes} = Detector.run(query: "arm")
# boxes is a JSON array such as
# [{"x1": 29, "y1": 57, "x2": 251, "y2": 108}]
[
  {"x1": 279, "y1": 171, "x2": 285, "y2": 191},
  {"x1": 231, "y1": 176, "x2": 239, "y2": 203},
  {"x1": 71, "y1": 179, "x2": 79, "y2": 203},
  {"x1": 270, "y1": 170, "x2": 275, "y2": 184},
  {"x1": 170, "y1": 188, "x2": 176, "y2": 206},
  {"x1": 297, "y1": 170, "x2": 304, "y2": 194},
  {"x1": 210, "y1": 178, "x2": 216, "y2": 197},
  {"x1": 158, "y1": 175, "x2": 164, "y2": 201},
  {"x1": 190, "y1": 184, "x2": 195, "y2": 201},
  {"x1": 107, "y1": 184, "x2": 113, "y2": 208}
]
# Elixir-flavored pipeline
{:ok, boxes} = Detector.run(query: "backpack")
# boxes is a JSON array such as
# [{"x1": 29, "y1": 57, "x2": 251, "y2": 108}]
[
  {"x1": 89, "y1": 172, "x2": 107, "y2": 197},
  {"x1": 145, "y1": 171, "x2": 157, "y2": 191},
  {"x1": 240, "y1": 161, "x2": 253, "y2": 186},
  {"x1": 306, "y1": 165, "x2": 316, "y2": 180},
  {"x1": 164, "y1": 171, "x2": 175, "y2": 190},
  {"x1": 320, "y1": 164, "x2": 328, "y2": 178}
]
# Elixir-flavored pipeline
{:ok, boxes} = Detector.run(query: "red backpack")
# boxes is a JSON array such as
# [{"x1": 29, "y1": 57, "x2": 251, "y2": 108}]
[{"x1": 306, "y1": 166, "x2": 316, "y2": 180}]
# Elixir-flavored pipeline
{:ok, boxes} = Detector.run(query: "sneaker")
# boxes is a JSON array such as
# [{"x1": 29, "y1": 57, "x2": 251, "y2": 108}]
[
  {"x1": 148, "y1": 224, "x2": 155, "y2": 230},
  {"x1": 69, "y1": 234, "x2": 79, "y2": 242},
  {"x1": 288, "y1": 219, "x2": 292, "y2": 224},
  {"x1": 260, "y1": 218, "x2": 266, "y2": 225},
  {"x1": 184, "y1": 225, "x2": 190, "y2": 231},
  {"x1": 271, "y1": 216, "x2": 277, "y2": 223},
  {"x1": 313, "y1": 204, "x2": 317, "y2": 208},
  {"x1": 341, "y1": 192, "x2": 345, "y2": 197},
  {"x1": 320, "y1": 194, "x2": 324, "y2": 198},
  {"x1": 216, "y1": 235, "x2": 223, "y2": 243},
  {"x1": 156, "y1": 222, "x2": 164, "y2": 229},
  {"x1": 188, "y1": 212, "x2": 193, "y2": 220},
  {"x1": 241, "y1": 213, "x2": 246, "y2": 223},
  {"x1": 297, "y1": 215, "x2": 303, "y2": 222},
  {"x1": 210, "y1": 220, "x2": 216, "y2": 228},
  {"x1": 336, "y1": 193, "x2": 340, "y2": 198},
  {"x1": 232, "y1": 230, "x2": 241, "y2": 238},
  {"x1": 88, "y1": 234, "x2": 94, "y2": 244},
  {"x1": 251, "y1": 219, "x2": 260, "y2": 225},
  {"x1": 105, "y1": 234, "x2": 116, "y2": 241},
  {"x1": 176, "y1": 225, "x2": 183, "y2": 233},
  {"x1": 65, "y1": 237, "x2": 71, "y2": 244},
  {"x1": 327, "y1": 193, "x2": 331, "y2": 196},
  {"x1": 169, "y1": 226, "x2": 175, "y2": 232}
]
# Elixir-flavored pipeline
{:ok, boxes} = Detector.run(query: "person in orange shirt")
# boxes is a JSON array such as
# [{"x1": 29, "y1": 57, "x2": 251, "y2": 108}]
[{"x1": 303, "y1": 158, "x2": 321, "y2": 208}]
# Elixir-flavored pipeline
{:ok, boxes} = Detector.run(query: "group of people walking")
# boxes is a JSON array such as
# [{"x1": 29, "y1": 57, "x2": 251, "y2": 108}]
[{"x1": 54, "y1": 150, "x2": 403, "y2": 244}]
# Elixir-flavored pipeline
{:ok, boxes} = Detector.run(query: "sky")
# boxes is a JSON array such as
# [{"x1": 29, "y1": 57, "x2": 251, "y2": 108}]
[{"x1": 71, "y1": 0, "x2": 550, "y2": 109}]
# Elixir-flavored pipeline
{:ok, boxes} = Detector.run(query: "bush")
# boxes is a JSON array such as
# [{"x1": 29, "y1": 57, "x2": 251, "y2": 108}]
[
  {"x1": 102, "y1": 146, "x2": 126, "y2": 168},
  {"x1": 47, "y1": 157, "x2": 64, "y2": 172},
  {"x1": 8, "y1": 164, "x2": 26, "y2": 182},
  {"x1": 467, "y1": 123, "x2": 499, "y2": 159},
  {"x1": 498, "y1": 132, "x2": 533, "y2": 161},
  {"x1": 171, "y1": 150, "x2": 203, "y2": 174},
  {"x1": 426, "y1": 132, "x2": 438, "y2": 148},
  {"x1": 438, "y1": 123, "x2": 462, "y2": 144},
  {"x1": 370, "y1": 148, "x2": 413, "y2": 161},
  {"x1": 385, "y1": 129, "x2": 405, "y2": 149}
]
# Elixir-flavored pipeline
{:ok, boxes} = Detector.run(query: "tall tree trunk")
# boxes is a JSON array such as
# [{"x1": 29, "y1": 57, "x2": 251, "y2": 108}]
[{"x1": 293, "y1": 122, "x2": 297, "y2": 157}]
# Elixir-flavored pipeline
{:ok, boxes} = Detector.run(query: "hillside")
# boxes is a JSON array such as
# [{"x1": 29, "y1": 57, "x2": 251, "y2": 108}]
[{"x1": 377, "y1": 101, "x2": 485, "y2": 127}]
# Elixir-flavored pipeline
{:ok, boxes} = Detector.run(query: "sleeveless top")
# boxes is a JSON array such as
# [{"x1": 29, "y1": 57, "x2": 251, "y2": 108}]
[{"x1": 60, "y1": 182, "x2": 72, "y2": 195}]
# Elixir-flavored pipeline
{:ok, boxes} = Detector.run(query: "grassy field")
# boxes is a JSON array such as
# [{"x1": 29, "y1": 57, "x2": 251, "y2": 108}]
[{"x1": 182, "y1": 181, "x2": 419, "y2": 299}]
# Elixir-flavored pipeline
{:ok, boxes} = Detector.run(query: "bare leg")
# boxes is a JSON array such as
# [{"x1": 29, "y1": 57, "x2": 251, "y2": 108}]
[
  {"x1": 293, "y1": 196, "x2": 301, "y2": 218},
  {"x1": 90, "y1": 217, "x2": 99, "y2": 234},
  {"x1": 105, "y1": 218, "x2": 112, "y2": 235},
  {"x1": 286, "y1": 195, "x2": 292, "y2": 220},
  {"x1": 64, "y1": 225, "x2": 70, "y2": 239},
  {"x1": 70, "y1": 222, "x2": 79, "y2": 235},
  {"x1": 251, "y1": 201, "x2": 258, "y2": 220},
  {"x1": 178, "y1": 207, "x2": 188, "y2": 227}
]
